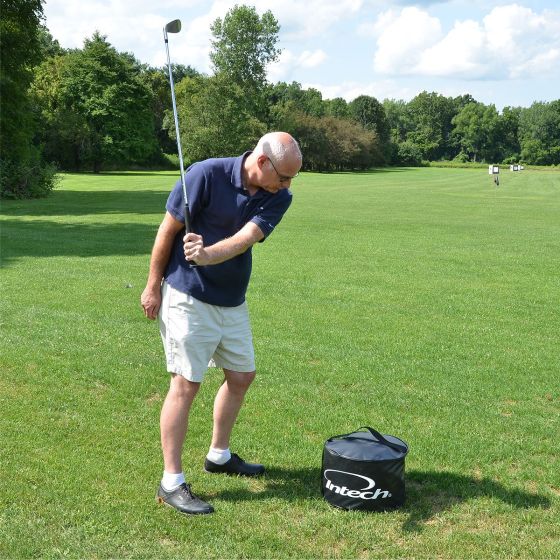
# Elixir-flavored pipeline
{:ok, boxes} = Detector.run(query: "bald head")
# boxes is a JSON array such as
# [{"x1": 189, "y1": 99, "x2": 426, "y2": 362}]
[
  {"x1": 254, "y1": 132, "x2": 302, "y2": 167},
  {"x1": 243, "y1": 131, "x2": 302, "y2": 194}
]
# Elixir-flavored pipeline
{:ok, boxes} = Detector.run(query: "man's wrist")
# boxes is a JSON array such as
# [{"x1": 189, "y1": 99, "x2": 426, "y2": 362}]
[
  {"x1": 146, "y1": 276, "x2": 163, "y2": 290},
  {"x1": 201, "y1": 247, "x2": 215, "y2": 265}
]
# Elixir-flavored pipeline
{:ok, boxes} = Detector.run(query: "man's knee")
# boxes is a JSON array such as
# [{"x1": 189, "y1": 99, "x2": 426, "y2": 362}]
[
  {"x1": 223, "y1": 369, "x2": 256, "y2": 394},
  {"x1": 169, "y1": 373, "x2": 201, "y2": 400}
]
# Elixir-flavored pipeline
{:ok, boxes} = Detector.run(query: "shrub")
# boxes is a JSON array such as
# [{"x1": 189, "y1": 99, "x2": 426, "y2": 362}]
[
  {"x1": 161, "y1": 153, "x2": 180, "y2": 170},
  {"x1": 453, "y1": 151, "x2": 470, "y2": 163},
  {"x1": 396, "y1": 141, "x2": 423, "y2": 166},
  {"x1": 1, "y1": 150, "x2": 59, "y2": 199}
]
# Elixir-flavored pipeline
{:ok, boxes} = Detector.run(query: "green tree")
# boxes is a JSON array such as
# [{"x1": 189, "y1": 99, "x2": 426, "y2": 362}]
[
  {"x1": 210, "y1": 5, "x2": 280, "y2": 117},
  {"x1": 452, "y1": 103, "x2": 485, "y2": 162},
  {"x1": 451, "y1": 102, "x2": 502, "y2": 162},
  {"x1": 518, "y1": 101, "x2": 560, "y2": 165},
  {"x1": 30, "y1": 54, "x2": 89, "y2": 170},
  {"x1": 382, "y1": 98, "x2": 413, "y2": 162},
  {"x1": 266, "y1": 82, "x2": 324, "y2": 121},
  {"x1": 32, "y1": 33, "x2": 160, "y2": 172},
  {"x1": 396, "y1": 141, "x2": 423, "y2": 166},
  {"x1": 174, "y1": 5, "x2": 281, "y2": 161},
  {"x1": 272, "y1": 103, "x2": 382, "y2": 171},
  {"x1": 174, "y1": 74, "x2": 265, "y2": 164},
  {"x1": 447, "y1": 94, "x2": 478, "y2": 157},
  {"x1": 298, "y1": 88, "x2": 325, "y2": 118},
  {"x1": 349, "y1": 95, "x2": 390, "y2": 162},
  {"x1": 349, "y1": 96, "x2": 389, "y2": 137},
  {"x1": 500, "y1": 106, "x2": 521, "y2": 163},
  {"x1": 452, "y1": 94, "x2": 477, "y2": 112},
  {"x1": 383, "y1": 99, "x2": 412, "y2": 144},
  {"x1": 407, "y1": 91, "x2": 457, "y2": 160},
  {"x1": 37, "y1": 24, "x2": 64, "y2": 58},
  {"x1": 140, "y1": 64, "x2": 200, "y2": 155},
  {"x1": 0, "y1": 0, "x2": 58, "y2": 198},
  {"x1": 322, "y1": 116, "x2": 381, "y2": 170},
  {"x1": 324, "y1": 97, "x2": 350, "y2": 119}
]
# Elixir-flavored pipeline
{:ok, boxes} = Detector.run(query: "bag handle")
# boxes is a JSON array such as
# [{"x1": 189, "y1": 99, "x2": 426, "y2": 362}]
[
  {"x1": 357, "y1": 426, "x2": 407, "y2": 453},
  {"x1": 329, "y1": 426, "x2": 407, "y2": 454}
]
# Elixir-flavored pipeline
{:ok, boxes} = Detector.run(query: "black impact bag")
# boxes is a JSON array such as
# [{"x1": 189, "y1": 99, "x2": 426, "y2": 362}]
[{"x1": 322, "y1": 426, "x2": 409, "y2": 511}]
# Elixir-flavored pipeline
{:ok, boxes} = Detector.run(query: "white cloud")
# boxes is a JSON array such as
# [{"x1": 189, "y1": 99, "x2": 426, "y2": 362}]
[
  {"x1": 373, "y1": 7, "x2": 443, "y2": 73},
  {"x1": 482, "y1": 4, "x2": 560, "y2": 78},
  {"x1": 298, "y1": 50, "x2": 328, "y2": 68},
  {"x1": 258, "y1": 0, "x2": 363, "y2": 39},
  {"x1": 415, "y1": 19, "x2": 487, "y2": 77},
  {"x1": 513, "y1": 48, "x2": 560, "y2": 78},
  {"x1": 356, "y1": 21, "x2": 377, "y2": 38},
  {"x1": 267, "y1": 49, "x2": 328, "y2": 82},
  {"x1": 45, "y1": 0, "x2": 364, "y2": 72},
  {"x1": 44, "y1": 0, "x2": 211, "y2": 68},
  {"x1": 175, "y1": 0, "x2": 362, "y2": 72},
  {"x1": 267, "y1": 50, "x2": 296, "y2": 82},
  {"x1": 371, "y1": 3, "x2": 560, "y2": 80}
]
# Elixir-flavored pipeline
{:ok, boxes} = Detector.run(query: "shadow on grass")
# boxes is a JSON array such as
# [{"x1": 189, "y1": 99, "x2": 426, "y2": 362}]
[
  {"x1": 212, "y1": 466, "x2": 319, "y2": 503},
  {"x1": 96, "y1": 171, "x2": 178, "y2": 177},
  {"x1": 213, "y1": 467, "x2": 551, "y2": 531},
  {"x1": 1, "y1": 219, "x2": 159, "y2": 266},
  {"x1": 402, "y1": 470, "x2": 551, "y2": 532},
  {"x1": 58, "y1": 171, "x2": 178, "y2": 177},
  {"x1": 1, "y1": 189, "x2": 170, "y2": 217}
]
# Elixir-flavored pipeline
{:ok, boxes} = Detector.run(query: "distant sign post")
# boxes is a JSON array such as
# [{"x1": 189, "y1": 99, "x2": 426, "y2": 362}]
[{"x1": 489, "y1": 164, "x2": 500, "y2": 186}]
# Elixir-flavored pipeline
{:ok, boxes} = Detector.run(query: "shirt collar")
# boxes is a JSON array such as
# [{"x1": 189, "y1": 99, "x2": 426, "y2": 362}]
[{"x1": 232, "y1": 151, "x2": 252, "y2": 191}]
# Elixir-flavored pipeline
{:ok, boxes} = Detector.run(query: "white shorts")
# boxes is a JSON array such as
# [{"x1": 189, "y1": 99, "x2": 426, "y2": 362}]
[{"x1": 158, "y1": 281, "x2": 255, "y2": 382}]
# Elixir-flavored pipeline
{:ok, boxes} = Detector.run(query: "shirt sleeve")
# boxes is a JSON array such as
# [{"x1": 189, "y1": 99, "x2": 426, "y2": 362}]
[
  {"x1": 250, "y1": 190, "x2": 293, "y2": 241},
  {"x1": 165, "y1": 163, "x2": 209, "y2": 224}
]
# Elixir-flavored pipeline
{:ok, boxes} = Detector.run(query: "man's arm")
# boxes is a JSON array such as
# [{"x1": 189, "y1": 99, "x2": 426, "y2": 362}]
[
  {"x1": 140, "y1": 212, "x2": 184, "y2": 320},
  {"x1": 184, "y1": 222, "x2": 265, "y2": 267}
]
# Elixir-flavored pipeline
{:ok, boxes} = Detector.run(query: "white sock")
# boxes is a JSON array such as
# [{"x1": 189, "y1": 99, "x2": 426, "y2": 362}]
[
  {"x1": 161, "y1": 471, "x2": 185, "y2": 492},
  {"x1": 207, "y1": 447, "x2": 231, "y2": 465}
]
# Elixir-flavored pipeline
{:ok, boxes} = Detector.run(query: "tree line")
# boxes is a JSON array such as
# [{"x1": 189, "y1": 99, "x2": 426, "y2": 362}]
[{"x1": 2, "y1": 1, "x2": 559, "y2": 199}]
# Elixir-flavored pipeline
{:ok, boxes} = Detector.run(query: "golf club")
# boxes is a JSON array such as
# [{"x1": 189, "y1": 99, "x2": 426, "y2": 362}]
[{"x1": 163, "y1": 19, "x2": 197, "y2": 265}]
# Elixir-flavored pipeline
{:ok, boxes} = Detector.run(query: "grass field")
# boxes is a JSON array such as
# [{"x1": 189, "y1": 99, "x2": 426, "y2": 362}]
[{"x1": 1, "y1": 167, "x2": 559, "y2": 559}]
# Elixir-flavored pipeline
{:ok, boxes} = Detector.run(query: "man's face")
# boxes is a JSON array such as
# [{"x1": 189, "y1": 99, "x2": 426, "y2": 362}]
[{"x1": 259, "y1": 155, "x2": 301, "y2": 193}]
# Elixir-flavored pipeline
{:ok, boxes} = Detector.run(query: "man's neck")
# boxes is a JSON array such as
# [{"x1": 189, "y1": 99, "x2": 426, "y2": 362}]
[{"x1": 242, "y1": 154, "x2": 259, "y2": 196}]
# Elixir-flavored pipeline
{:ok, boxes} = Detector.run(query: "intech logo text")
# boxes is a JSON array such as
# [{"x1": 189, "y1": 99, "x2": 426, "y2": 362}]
[{"x1": 323, "y1": 469, "x2": 392, "y2": 500}]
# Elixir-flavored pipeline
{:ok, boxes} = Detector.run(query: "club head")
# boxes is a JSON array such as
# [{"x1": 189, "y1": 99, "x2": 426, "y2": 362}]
[{"x1": 165, "y1": 19, "x2": 181, "y2": 34}]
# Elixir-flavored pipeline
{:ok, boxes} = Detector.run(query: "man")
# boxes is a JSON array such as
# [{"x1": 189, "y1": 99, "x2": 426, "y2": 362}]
[{"x1": 141, "y1": 132, "x2": 302, "y2": 515}]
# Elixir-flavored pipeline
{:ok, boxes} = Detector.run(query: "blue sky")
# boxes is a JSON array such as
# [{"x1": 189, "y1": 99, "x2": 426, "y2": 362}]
[{"x1": 43, "y1": 0, "x2": 560, "y2": 110}]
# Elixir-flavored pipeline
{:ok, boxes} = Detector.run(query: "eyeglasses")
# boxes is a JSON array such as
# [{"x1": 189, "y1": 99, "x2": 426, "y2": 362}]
[{"x1": 267, "y1": 156, "x2": 299, "y2": 183}]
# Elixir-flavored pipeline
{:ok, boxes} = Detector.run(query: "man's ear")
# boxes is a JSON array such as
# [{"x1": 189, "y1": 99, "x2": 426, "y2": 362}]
[{"x1": 256, "y1": 154, "x2": 268, "y2": 169}]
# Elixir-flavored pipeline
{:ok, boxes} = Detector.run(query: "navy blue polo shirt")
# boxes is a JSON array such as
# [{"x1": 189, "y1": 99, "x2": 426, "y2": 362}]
[{"x1": 164, "y1": 152, "x2": 292, "y2": 307}]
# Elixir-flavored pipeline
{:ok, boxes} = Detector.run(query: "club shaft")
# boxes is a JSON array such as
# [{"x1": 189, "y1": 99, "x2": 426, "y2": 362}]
[{"x1": 164, "y1": 29, "x2": 191, "y2": 233}]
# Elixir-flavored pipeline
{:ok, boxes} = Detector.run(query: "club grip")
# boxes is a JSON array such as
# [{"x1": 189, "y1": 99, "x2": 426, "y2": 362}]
[{"x1": 184, "y1": 202, "x2": 198, "y2": 267}]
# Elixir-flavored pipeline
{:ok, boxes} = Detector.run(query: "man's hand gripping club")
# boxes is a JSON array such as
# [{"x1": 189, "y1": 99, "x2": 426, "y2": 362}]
[
  {"x1": 183, "y1": 222, "x2": 265, "y2": 268},
  {"x1": 183, "y1": 232, "x2": 210, "y2": 267}
]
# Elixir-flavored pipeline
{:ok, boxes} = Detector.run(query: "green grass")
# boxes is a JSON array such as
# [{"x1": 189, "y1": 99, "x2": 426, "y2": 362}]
[{"x1": 1, "y1": 167, "x2": 559, "y2": 559}]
